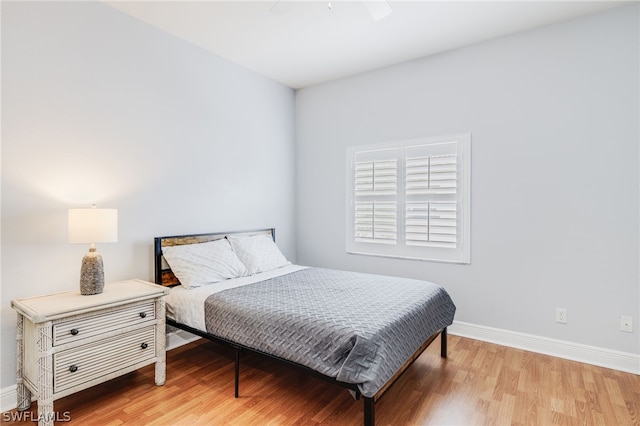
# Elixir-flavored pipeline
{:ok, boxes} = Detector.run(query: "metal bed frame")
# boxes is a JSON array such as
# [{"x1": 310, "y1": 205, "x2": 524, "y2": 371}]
[{"x1": 154, "y1": 228, "x2": 448, "y2": 426}]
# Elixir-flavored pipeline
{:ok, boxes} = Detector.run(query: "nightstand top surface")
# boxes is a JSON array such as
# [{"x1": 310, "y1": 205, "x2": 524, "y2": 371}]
[{"x1": 11, "y1": 279, "x2": 169, "y2": 322}]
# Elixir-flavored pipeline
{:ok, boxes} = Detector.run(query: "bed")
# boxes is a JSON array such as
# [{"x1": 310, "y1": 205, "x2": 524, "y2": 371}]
[{"x1": 153, "y1": 228, "x2": 456, "y2": 425}]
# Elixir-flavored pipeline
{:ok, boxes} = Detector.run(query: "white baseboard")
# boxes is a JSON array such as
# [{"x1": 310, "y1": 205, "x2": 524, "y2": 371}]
[
  {"x1": 1, "y1": 385, "x2": 19, "y2": 414},
  {"x1": 3, "y1": 324, "x2": 637, "y2": 413},
  {"x1": 448, "y1": 321, "x2": 640, "y2": 375}
]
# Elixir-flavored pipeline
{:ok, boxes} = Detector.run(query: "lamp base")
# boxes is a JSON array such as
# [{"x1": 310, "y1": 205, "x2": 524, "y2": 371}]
[{"x1": 80, "y1": 251, "x2": 104, "y2": 295}]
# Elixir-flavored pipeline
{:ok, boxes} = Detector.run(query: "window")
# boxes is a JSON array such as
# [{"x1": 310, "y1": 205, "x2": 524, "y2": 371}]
[{"x1": 346, "y1": 133, "x2": 470, "y2": 263}]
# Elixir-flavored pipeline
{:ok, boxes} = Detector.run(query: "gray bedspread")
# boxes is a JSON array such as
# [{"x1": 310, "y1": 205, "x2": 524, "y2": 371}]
[{"x1": 203, "y1": 267, "x2": 456, "y2": 397}]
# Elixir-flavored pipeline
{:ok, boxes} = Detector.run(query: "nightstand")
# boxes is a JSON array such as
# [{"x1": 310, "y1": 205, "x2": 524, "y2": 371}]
[{"x1": 11, "y1": 279, "x2": 170, "y2": 426}]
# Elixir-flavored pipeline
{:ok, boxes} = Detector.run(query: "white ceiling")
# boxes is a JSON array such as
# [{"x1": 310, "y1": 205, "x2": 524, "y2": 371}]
[{"x1": 105, "y1": 1, "x2": 629, "y2": 89}]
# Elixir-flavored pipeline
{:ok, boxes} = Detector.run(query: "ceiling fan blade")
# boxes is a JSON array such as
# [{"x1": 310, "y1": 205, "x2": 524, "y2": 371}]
[{"x1": 364, "y1": 0, "x2": 392, "y2": 21}]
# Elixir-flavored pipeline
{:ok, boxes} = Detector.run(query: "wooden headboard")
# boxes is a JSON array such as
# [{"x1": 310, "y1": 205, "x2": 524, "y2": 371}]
[{"x1": 153, "y1": 228, "x2": 275, "y2": 287}]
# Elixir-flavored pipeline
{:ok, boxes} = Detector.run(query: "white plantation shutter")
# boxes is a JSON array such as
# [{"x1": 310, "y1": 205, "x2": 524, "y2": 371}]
[
  {"x1": 352, "y1": 148, "x2": 398, "y2": 245},
  {"x1": 346, "y1": 133, "x2": 470, "y2": 263},
  {"x1": 354, "y1": 201, "x2": 397, "y2": 244},
  {"x1": 405, "y1": 155, "x2": 457, "y2": 195},
  {"x1": 354, "y1": 159, "x2": 397, "y2": 196},
  {"x1": 405, "y1": 142, "x2": 459, "y2": 250},
  {"x1": 405, "y1": 201, "x2": 457, "y2": 247}
]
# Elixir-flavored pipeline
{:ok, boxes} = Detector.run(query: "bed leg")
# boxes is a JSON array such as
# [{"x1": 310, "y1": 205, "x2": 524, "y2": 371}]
[
  {"x1": 441, "y1": 327, "x2": 448, "y2": 358},
  {"x1": 234, "y1": 347, "x2": 240, "y2": 398},
  {"x1": 364, "y1": 397, "x2": 374, "y2": 426}
]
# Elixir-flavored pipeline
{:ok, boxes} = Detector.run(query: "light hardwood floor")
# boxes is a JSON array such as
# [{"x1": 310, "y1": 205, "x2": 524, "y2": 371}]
[{"x1": 4, "y1": 334, "x2": 639, "y2": 425}]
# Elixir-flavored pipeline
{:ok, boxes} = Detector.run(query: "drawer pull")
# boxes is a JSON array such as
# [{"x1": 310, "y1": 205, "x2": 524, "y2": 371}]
[
  {"x1": 70, "y1": 329, "x2": 79, "y2": 336},
  {"x1": 139, "y1": 312, "x2": 147, "y2": 319},
  {"x1": 140, "y1": 342, "x2": 148, "y2": 350},
  {"x1": 69, "y1": 365, "x2": 78, "y2": 373}
]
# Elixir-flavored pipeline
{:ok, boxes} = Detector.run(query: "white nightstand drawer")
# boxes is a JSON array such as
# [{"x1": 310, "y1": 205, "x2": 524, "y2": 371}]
[
  {"x1": 53, "y1": 326, "x2": 156, "y2": 393},
  {"x1": 53, "y1": 301, "x2": 155, "y2": 346}
]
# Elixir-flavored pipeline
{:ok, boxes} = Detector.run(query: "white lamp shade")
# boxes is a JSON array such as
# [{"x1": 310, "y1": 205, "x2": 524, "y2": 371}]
[{"x1": 68, "y1": 208, "x2": 118, "y2": 244}]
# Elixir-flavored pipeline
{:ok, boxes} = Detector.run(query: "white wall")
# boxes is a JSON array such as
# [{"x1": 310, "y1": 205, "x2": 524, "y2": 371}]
[
  {"x1": 296, "y1": 5, "x2": 639, "y2": 356},
  {"x1": 1, "y1": 2, "x2": 296, "y2": 388}
]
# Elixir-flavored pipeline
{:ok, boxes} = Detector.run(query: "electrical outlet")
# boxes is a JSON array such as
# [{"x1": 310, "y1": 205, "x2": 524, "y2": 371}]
[
  {"x1": 620, "y1": 316, "x2": 633, "y2": 333},
  {"x1": 556, "y1": 308, "x2": 567, "y2": 324}
]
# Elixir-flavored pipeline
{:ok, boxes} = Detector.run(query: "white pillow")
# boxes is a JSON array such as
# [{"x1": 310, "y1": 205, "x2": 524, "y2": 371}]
[
  {"x1": 227, "y1": 235, "x2": 290, "y2": 275},
  {"x1": 162, "y1": 239, "x2": 247, "y2": 289}
]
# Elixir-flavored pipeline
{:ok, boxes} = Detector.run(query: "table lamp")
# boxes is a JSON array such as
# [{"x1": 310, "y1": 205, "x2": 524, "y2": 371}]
[{"x1": 68, "y1": 206, "x2": 118, "y2": 295}]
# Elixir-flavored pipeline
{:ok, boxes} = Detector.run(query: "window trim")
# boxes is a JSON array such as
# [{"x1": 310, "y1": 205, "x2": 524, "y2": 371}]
[{"x1": 345, "y1": 133, "x2": 471, "y2": 264}]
